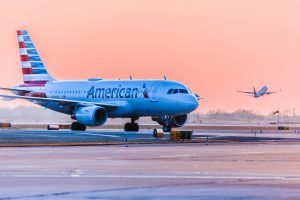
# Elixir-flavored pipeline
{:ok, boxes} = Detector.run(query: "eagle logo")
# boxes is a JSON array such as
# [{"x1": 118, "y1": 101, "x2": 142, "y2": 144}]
[{"x1": 142, "y1": 83, "x2": 149, "y2": 98}]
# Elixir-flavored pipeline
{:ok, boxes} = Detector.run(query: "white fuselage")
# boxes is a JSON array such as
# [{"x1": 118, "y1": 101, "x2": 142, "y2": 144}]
[
  {"x1": 255, "y1": 85, "x2": 268, "y2": 98},
  {"x1": 15, "y1": 79, "x2": 199, "y2": 118}
]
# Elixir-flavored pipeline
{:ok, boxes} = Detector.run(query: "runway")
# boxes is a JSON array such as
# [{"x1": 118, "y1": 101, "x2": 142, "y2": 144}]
[
  {"x1": 1, "y1": 128, "x2": 300, "y2": 199},
  {"x1": 2, "y1": 143, "x2": 300, "y2": 199}
]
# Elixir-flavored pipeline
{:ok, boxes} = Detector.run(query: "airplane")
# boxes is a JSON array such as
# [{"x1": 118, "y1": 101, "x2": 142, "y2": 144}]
[
  {"x1": 0, "y1": 30, "x2": 199, "y2": 132},
  {"x1": 237, "y1": 85, "x2": 281, "y2": 98}
]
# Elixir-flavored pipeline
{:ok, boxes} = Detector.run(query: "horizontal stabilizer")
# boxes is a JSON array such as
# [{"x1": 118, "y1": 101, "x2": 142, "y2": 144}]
[
  {"x1": 0, "y1": 87, "x2": 30, "y2": 93},
  {"x1": 1, "y1": 97, "x2": 16, "y2": 101}
]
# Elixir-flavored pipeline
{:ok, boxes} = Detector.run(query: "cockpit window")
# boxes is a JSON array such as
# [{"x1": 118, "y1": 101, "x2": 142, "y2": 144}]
[
  {"x1": 168, "y1": 88, "x2": 190, "y2": 95},
  {"x1": 179, "y1": 89, "x2": 188, "y2": 94},
  {"x1": 186, "y1": 87, "x2": 192, "y2": 94},
  {"x1": 167, "y1": 89, "x2": 173, "y2": 94}
]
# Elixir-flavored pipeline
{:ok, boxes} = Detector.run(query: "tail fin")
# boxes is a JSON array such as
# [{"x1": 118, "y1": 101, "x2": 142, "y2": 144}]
[
  {"x1": 17, "y1": 30, "x2": 54, "y2": 85},
  {"x1": 253, "y1": 86, "x2": 256, "y2": 96}
]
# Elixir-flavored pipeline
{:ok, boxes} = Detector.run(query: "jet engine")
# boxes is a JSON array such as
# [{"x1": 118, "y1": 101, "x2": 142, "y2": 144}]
[
  {"x1": 152, "y1": 114, "x2": 187, "y2": 127},
  {"x1": 74, "y1": 106, "x2": 107, "y2": 126}
]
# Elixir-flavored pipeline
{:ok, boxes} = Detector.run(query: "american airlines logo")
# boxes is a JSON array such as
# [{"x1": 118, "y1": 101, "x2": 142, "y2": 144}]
[
  {"x1": 87, "y1": 86, "x2": 139, "y2": 99},
  {"x1": 142, "y1": 83, "x2": 149, "y2": 98}
]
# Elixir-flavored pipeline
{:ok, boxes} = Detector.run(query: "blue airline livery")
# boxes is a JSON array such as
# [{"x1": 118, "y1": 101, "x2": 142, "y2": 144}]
[{"x1": 0, "y1": 30, "x2": 200, "y2": 132}]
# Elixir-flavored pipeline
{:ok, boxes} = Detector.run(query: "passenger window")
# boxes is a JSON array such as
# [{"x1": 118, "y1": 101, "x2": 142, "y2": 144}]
[
  {"x1": 173, "y1": 89, "x2": 178, "y2": 94},
  {"x1": 167, "y1": 89, "x2": 173, "y2": 94}
]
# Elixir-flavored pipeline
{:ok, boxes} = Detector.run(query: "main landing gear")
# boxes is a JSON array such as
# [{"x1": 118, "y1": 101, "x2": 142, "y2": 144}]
[
  {"x1": 71, "y1": 122, "x2": 86, "y2": 131},
  {"x1": 124, "y1": 117, "x2": 139, "y2": 132}
]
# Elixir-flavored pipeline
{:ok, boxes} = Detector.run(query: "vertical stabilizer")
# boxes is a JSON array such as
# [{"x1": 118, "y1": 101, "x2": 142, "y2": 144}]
[
  {"x1": 17, "y1": 30, "x2": 54, "y2": 85},
  {"x1": 253, "y1": 86, "x2": 257, "y2": 96}
]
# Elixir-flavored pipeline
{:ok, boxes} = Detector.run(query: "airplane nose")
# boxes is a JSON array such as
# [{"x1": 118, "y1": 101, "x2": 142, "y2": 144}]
[{"x1": 186, "y1": 95, "x2": 199, "y2": 112}]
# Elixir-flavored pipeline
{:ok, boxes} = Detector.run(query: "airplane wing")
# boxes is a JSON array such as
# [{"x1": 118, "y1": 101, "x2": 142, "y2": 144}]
[
  {"x1": 237, "y1": 90, "x2": 255, "y2": 95},
  {"x1": 266, "y1": 89, "x2": 281, "y2": 95},
  {"x1": 0, "y1": 94, "x2": 118, "y2": 111}
]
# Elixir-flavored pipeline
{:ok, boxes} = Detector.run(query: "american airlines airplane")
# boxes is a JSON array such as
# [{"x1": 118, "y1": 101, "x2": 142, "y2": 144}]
[
  {"x1": 0, "y1": 30, "x2": 199, "y2": 132},
  {"x1": 237, "y1": 85, "x2": 281, "y2": 98}
]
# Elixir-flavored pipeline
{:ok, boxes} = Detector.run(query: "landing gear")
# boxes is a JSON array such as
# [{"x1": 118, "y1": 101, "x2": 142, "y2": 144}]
[
  {"x1": 71, "y1": 122, "x2": 86, "y2": 131},
  {"x1": 124, "y1": 117, "x2": 139, "y2": 132},
  {"x1": 162, "y1": 126, "x2": 172, "y2": 132},
  {"x1": 124, "y1": 123, "x2": 139, "y2": 132}
]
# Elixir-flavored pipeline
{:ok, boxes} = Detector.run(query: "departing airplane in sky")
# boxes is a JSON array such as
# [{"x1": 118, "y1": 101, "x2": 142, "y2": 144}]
[
  {"x1": 0, "y1": 30, "x2": 199, "y2": 132},
  {"x1": 237, "y1": 85, "x2": 281, "y2": 98}
]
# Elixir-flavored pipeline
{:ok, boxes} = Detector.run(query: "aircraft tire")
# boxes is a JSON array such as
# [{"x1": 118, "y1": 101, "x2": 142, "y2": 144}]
[
  {"x1": 163, "y1": 126, "x2": 171, "y2": 132},
  {"x1": 79, "y1": 123, "x2": 86, "y2": 131},
  {"x1": 124, "y1": 123, "x2": 131, "y2": 131},
  {"x1": 133, "y1": 123, "x2": 139, "y2": 132},
  {"x1": 71, "y1": 122, "x2": 86, "y2": 131},
  {"x1": 124, "y1": 123, "x2": 139, "y2": 132}
]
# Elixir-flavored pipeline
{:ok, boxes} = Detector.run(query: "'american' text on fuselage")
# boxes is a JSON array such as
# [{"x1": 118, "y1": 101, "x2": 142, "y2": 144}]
[{"x1": 87, "y1": 86, "x2": 139, "y2": 99}]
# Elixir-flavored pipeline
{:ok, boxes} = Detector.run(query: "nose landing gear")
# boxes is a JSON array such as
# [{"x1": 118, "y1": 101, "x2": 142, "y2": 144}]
[{"x1": 162, "y1": 126, "x2": 172, "y2": 132}]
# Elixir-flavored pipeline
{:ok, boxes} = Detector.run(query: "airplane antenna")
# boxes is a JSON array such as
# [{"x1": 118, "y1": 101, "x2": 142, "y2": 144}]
[
  {"x1": 129, "y1": 75, "x2": 132, "y2": 80},
  {"x1": 163, "y1": 75, "x2": 167, "y2": 80}
]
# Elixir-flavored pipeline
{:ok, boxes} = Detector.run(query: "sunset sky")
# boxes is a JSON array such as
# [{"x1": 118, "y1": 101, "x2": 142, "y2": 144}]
[{"x1": 0, "y1": 0, "x2": 299, "y2": 114}]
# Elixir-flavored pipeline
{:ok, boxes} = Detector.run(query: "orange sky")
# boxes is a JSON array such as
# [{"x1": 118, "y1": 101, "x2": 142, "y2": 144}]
[{"x1": 0, "y1": 0, "x2": 300, "y2": 114}]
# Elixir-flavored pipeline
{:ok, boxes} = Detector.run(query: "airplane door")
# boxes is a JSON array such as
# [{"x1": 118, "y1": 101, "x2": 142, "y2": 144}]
[{"x1": 151, "y1": 83, "x2": 161, "y2": 102}]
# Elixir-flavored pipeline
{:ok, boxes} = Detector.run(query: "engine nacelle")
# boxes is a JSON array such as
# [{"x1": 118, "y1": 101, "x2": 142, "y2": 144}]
[
  {"x1": 75, "y1": 106, "x2": 107, "y2": 126},
  {"x1": 152, "y1": 114, "x2": 187, "y2": 128},
  {"x1": 171, "y1": 114, "x2": 188, "y2": 127}
]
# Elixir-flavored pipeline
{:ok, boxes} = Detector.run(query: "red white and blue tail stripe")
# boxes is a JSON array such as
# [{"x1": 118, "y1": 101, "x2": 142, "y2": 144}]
[{"x1": 17, "y1": 30, "x2": 54, "y2": 85}]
